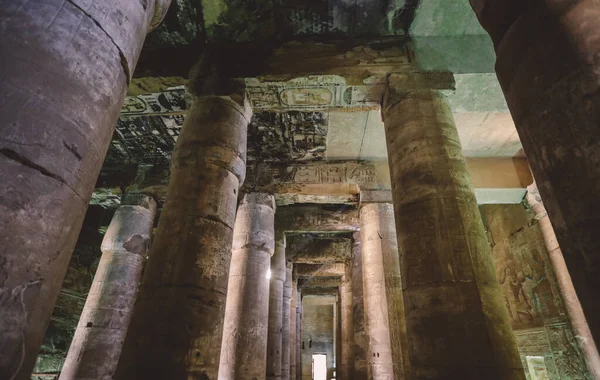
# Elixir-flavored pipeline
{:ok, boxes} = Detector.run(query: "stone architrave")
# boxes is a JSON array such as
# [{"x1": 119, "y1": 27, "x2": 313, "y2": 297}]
[
  {"x1": 218, "y1": 193, "x2": 276, "y2": 380},
  {"x1": 115, "y1": 91, "x2": 252, "y2": 379},
  {"x1": 59, "y1": 195, "x2": 157, "y2": 380},
  {"x1": 0, "y1": 2, "x2": 169, "y2": 377},
  {"x1": 382, "y1": 76, "x2": 524, "y2": 379}
]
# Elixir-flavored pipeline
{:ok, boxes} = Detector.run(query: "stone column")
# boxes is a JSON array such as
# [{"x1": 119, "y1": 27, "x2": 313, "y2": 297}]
[
  {"x1": 218, "y1": 193, "x2": 275, "y2": 380},
  {"x1": 382, "y1": 78, "x2": 524, "y2": 379},
  {"x1": 335, "y1": 293, "x2": 343, "y2": 379},
  {"x1": 59, "y1": 195, "x2": 156, "y2": 380},
  {"x1": 351, "y1": 233, "x2": 369, "y2": 380},
  {"x1": 115, "y1": 91, "x2": 252, "y2": 379},
  {"x1": 282, "y1": 262, "x2": 293, "y2": 380},
  {"x1": 296, "y1": 288, "x2": 303, "y2": 380},
  {"x1": 0, "y1": 2, "x2": 169, "y2": 377},
  {"x1": 469, "y1": 0, "x2": 600, "y2": 344},
  {"x1": 360, "y1": 202, "x2": 406, "y2": 380},
  {"x1": 267, "y1": 238, "x2": 286, "y2": 380},
  {"x1": 527, "y1": 183, "x2": 600, "y2": 378},
  {"x1": 340, "y1": 263, "x2": 354, "y2": 380},
  {"x1": 290, "y1": 276, "x2": 298, "y2": 380}
]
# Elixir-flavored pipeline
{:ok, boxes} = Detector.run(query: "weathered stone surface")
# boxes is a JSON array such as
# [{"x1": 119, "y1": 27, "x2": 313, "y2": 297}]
[
  {"x1": 526, "y1": 184, "x2": 600, "y2": 379},
  {"x1": 276, "y1": 205, "x2": 359, "y2": 233},
  {"x1": 296, "y1": 263, "x2": 345, "y2": 279},
  {"x1": 59, "y1": 195, "x2": 157, "y2": 380},
  {"x1": 219, "y1": 193, "x2": 275, "y2": 380},
  {"x1": 361, "y1": 202, "x2": 408, "y2": 380},
  {"x1": 340, "y1": 262, "x2": 354, "y2": 380},
  {"x1": 290, "y1": 275, "x2": 298, "y2": 380},
  {"x1": 383, "y1": 88, "x2": 524, "y2": 379},
  {"x1": 470, "y1": 0, "x2": 600, "y2": 346},
  {"x1": 0, "y1": 1, "x2": 168, "y2": 378},
  {"x1": 482, "y1": 201, "x2": 595, "y2": 380},
  {"x1": 351, "y1": 232, "x2": 369, "y2": 379},
  {"x1": 115, "y1": 93, "x2": 251, "y2": 379},
  {"x1": 267, "y1": 240, "x2": 287, "y2": 380},
  {"x1": 301, "y1": 296, "x2": 336, "y2": 380},
  {"x1": 359, "y1": 204, "x2": 400, "y2": 380},
  {"x1": 282, "y1": 263, "x2": 293, "y2": 380},
  {"x1": 286, "y1": 234, "x2": 352, "y2": 264},
  {"x1": 295, "y1": 289, "x2": 302, "y2": 380}
]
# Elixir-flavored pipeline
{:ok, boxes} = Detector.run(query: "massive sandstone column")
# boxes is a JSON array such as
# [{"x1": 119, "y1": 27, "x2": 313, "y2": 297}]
[
  {"x1": 469, "y1": 0, "x2": 600, "y2": 344},
  {"x1": 382, "y1": 78, "x2": 524, "y2": 379},
  {"x1": 115, "y1": 90, "x2": 252, "y2": 379},
  {"x1": 340, "y1": 262, "x2": 354, "y2": 380},
  {"x1": 282, "y1": 262, "x2": 293, "y2": 380},
  {"x1": 527, "y1": 183, "x2": 600, "y2": 378},
  {"x1": 60, "y1": 194, "x2": 157, "y2": 380},
  {"x1": 290, "y1": 276, "x2": 298, "y2": 380},
  {"x1": 218, "y1": 193, "x2": 275, "y2": 380},
  {"x1": 351, "y1": 233, "x2": 369, "y2": 380},
  {"x1": 360, "y1": 202, "x2": 406, "y2": 380},
  {"x1": 0, "y1": 2, "x2": 169, "y2": 378},
  {"x1": 267, "y1": 238, "x2": 286, "y2": 380}
]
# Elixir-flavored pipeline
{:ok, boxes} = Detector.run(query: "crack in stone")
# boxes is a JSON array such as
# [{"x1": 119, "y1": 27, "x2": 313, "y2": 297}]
[
  {"x1": 0, "y1": 148, "x2": 84, "y2": 202},
  {"x1": 65, "y1": 0, "x2": 131, "y2": 85}
]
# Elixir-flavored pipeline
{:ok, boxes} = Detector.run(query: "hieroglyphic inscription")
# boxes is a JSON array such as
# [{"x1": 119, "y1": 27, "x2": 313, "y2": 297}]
[
  {"x1": 276, "y1": 205, "x2": 359, "y2": 233},
  {"x1": 252, "y1": 162, "x2": 379, "y2": 190},
  {"x1": 121, "y1": 86, "x2": 186, "y2": 116},
  {"x1": 245, "y1": 76, "x2": 378, "y2": 111}
]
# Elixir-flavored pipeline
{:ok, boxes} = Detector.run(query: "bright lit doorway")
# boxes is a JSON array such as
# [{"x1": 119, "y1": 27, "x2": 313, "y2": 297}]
[{"x1": 312, "y1": 354, "x2": 327, "y2": 380}]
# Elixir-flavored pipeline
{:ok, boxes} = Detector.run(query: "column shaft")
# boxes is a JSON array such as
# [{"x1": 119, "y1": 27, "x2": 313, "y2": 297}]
[
  {"x1": 282, "y1": 263, "x2": 293, "y2": 380},
  {"x1": 290, "y1": 278, "x2": 298, "y2": 380},
  {"x1": 527, "y1": 183, "x2": 600, "y2": 378},
  {"x1": 383, "y1": 87, "x2": 524, "y2": 379},
  {"x1": 267, "y1": 239, "x2": 286, "y2": 380},
  {"x1": 340, "y1": 263, "x2": 354, "y2": 380},
  {"x1": 360, "y1": 203, "x2": 405, "y2": 380},
  {"x1": 218, "y1": 193, "x2": 275, "y2": 380},
  {"x1": 296, "y1": 289, "x2": 302, "y2": 380},
  {"x1": 0, "y1": 2, "x2": 169, "y2": 377},
  {"x1": 60, "y1": 195, "x2": 156, "y2": 380},
  {"x1": 470, "y1": 0, "x2": 600, "y2": 343},
  {"x1": 351, "y1": 233, "x2": 369, "y2": 380},
  {"x1": 115, "y1": 94, "x2": 251, "y2": 379}
]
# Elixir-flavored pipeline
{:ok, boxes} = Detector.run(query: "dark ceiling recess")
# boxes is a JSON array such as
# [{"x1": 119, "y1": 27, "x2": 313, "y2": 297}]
[{"x1": 392, "y1": 0, "x2": 421, "y2": 34}]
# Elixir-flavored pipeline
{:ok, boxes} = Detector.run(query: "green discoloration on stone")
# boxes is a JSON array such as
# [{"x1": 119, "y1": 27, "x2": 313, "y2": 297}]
[
  {"x1": 447, "y1": 74, "x2": 508, "y2": 113},
  {"x1": 410, "y1": 0, "x2": 486, "y2": 36}
]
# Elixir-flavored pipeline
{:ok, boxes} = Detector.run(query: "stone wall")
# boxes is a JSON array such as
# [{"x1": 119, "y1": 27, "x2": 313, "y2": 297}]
[
  {"x1": 301, "y1": 296, "x2": 336, "y2": 380},
  {"x1": 480, "y1": 203, "x2": 590, "y2": 380}
]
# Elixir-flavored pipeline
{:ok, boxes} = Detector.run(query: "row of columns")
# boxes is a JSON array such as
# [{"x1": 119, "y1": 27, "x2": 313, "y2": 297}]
[
  {"x1": 51, "y1": 85, "x2": 600, "y2": 380},
  {"x1": 8, "y1": 83, "x2": 596, "y2": 380},
  {"x1": 3, "y1": 2, "x2": 600, "y2": 375}
]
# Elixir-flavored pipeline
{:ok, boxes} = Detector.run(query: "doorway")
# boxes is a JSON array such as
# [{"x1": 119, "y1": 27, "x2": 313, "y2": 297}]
[{"x1": 312, "y1": 354, "x2": 327, "y2": 380}]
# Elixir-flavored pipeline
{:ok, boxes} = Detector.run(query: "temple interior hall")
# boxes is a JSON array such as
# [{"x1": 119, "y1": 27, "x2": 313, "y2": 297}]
[{"x1": 1, "y1": 1, "x2": 600, "y2": 380}]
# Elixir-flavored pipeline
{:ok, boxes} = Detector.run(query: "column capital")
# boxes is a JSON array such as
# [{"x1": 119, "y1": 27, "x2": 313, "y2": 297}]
[
  {"x1": 121, "y1": 193, "x2": 158, "y2": 212},
  {"x1": 382, "y1": 72, "x2": 455, "y2": 120},
  {"x1": 149, "y1": 0, "x2": 172, "y2": 31},
  {"x1": 101, "y1": 194, "x2": 157, "y2": 256}
]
